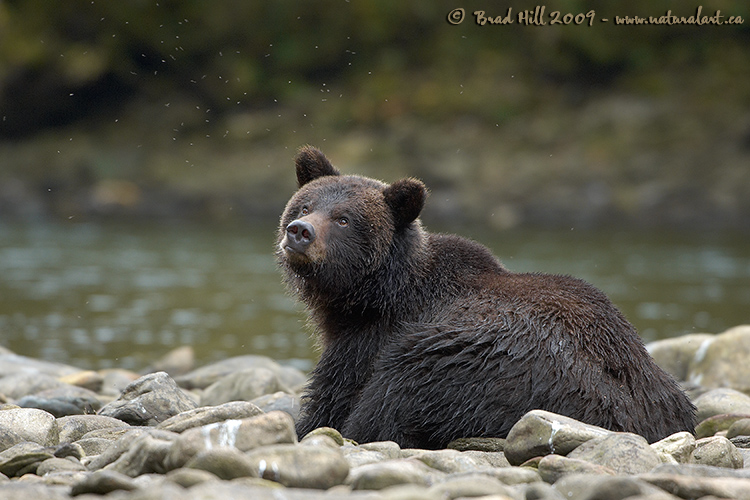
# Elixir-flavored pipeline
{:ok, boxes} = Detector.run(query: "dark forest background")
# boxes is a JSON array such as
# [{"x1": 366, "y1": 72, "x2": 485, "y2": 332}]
[{"x1": 1, "y1": 0, "x2": 749, "y2": 230}]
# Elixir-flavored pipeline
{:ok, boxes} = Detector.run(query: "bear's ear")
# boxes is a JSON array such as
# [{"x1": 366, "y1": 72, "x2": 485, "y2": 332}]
[
  {"x1": 295, "y1": 146, "x2": 340, "y2": 187},
  {"x1": 383, "y1": 178, "x2": 427, "y2": 229}
]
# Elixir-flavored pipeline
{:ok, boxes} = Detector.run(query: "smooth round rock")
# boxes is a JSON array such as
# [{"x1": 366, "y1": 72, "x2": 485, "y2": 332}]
[
  {"x1": 0, "y1": 408, "x2": 59, "y2": 446},
  {"x1": 156, "y1": 401, "x2": 264, "y2": 433},
  {"x1": 504, "y1": 409, "x2": 611, "y2": 465},
  {"x1": 567, "y1": 433, "x2": 661, "y2": 475},
  {"x1": 690, "y1": 436, "x2": 744, "y2": 469},
  {"x1": 243, "y1": 443, "x2": 350, "y2": 489}
]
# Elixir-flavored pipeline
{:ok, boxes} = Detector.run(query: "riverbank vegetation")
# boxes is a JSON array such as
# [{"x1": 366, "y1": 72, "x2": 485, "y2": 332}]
[{"x1": 1, "y1": 0, "x2": 749, "y2": 230}]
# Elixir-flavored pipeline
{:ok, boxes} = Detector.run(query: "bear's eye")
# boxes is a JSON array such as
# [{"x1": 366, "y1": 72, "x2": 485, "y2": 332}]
[
  {"x1": 300, "y1": 206, "x2": 309, "y2": 216},
  {"x1": 336, "y1": 217, "x2": 349, "y2": 228}
]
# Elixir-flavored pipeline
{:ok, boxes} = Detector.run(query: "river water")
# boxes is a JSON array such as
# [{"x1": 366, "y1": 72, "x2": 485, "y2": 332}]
[{"x1": 1, "y1": 221, "x2": 748, "y2": 372}]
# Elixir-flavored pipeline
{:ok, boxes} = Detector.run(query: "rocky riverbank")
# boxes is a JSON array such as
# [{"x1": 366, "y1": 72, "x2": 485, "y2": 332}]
[{"x1": 2, "y1": 325, "x2": 750, "y2": 499}]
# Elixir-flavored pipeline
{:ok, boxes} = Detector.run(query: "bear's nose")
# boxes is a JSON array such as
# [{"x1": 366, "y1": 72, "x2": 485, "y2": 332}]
[{"x1": 286, "y1": 220, "x2": 316, "y2": 252}]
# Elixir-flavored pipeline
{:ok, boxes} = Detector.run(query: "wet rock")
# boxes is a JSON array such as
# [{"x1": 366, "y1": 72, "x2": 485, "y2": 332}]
[
  {"x1": 650, "y1": 462, "x2": 750, "y2": 478},
  {"x1": 728, "y1": 418, "x2": 750, "y2": 439},
  {"x1": 156, "y1": 401, "x2": 263, "y2": 433},
  {"x1": 0, "y1": 442, "x2": 55, "y2": 477},
  {"x1": 59, "y1": 370, "x2": 105, "y2": 393},
  {"x1": 142, "y1": 346, "x2": 195, "y2": 377},
  {"x1": 0, "y1": 427, "x2": 25, "y2": 452},
  {"x1": 164, "y1": 411, "x2": 296, "y2": 470},
  {"x1": 567, "y1": 433, "x2": 661, "y2": 475},
  {"x1": 447, "y1": 437, "x2": 505, "y2": 452},
  {"x1": 537, "y1": 454, "x2": 615, "y2": 483},
  {"x1": 695, "y1": 412, "x2": 750, "y2": 438},
  {"x1": 554, "y1": 473, "x2": 665, "y2": 500},
  {"x1": 517, "y1": 481, "x2": 567, "y2": 500},
  {"x1": 0, "y1": 353, "x2": 82, "y2": 379},
  {"x1": 70, "y1": 469, "x2": 139, "y2": 496},
  {"x1": 343, "y1": 447, "x2": 391, "y2": 468},
  {"x1": 461, "y1": 450, "x2": 511, "y2": 468},
  {"x1": 98, "y1": 371, "x2": 197, "y2": 426},
  {"x1": 53, "y1": 442, "x2": 85, "y2": 460},
  {"x1": 650, "y1": 431, "x2": 696, "y2": 464},
  {"x1": 98, "y1": 369, "x2": 140, "y2": 397},
  {"x1": 164, "y1": 467, "x2": 219, "y2": 487},
  {"x1": 199, "y1": 368, "x2": 290, "y2": 407},
  {"x1": 640, "y1": 472, "x2": 750, "y2": 499},
  {"x1": 303, "y1": 426, "x2": 345, "y2": 446},
  {"x1": 427, "y1": 474, "x2": 515, "y2": 499},
  {"x1": 250, "y1": 391, "x2": 300, "y2": 420},
  {"x1": 413, "y1": 449, "x2": 484, "y2": 473},
  {"x1": 359, "y1": 441, "x2": 402, "y2": 459},
  {"x1": 480, "y1": 466, "x2": 542, "y2": 485},
  {"x1": 243, "y1": 443, "x2": 350, "y2": 489},
  {"x1": 0, "y1": 373, "x2": 65, "y2": 401},
  {"x1": 504, "y1": 409, "x2": 611, "y2": 465},
  {"x1": 36, "y1": 457, "x2": 87, "y2": 475},
  {"x1": 687, "y1": 325, "x2": 750, "y2": 390},
  {"x1": 647, "y1": 333, "x2": 715, "y2": 381},
  {"x1": 690, "y1": 436, "x2": 743, "y2": 468},
  {"x1": 104, "y1": 432, "x2": 176, "y2": 477},
  {"x1": 174, "y1": 355, "x2": 289, "y2": 390},
  {"x1": 347, "y1": 459, "x2": 444, "y2": 490},
  {"x1": 16, "y1": 384, "x2": 102, "y2": 417},
  {"x1": 695, "y1": 387, "x2": 750, "y2": 422},
  {"x1": 56, "y1": 414, "x2": 130, "y2": 443},
  {"x1": 185, "y1": 447, "x2": 256, "y2": 480},
  {"x1": 0, "y1": 408, "x2": 58, "y2": 446},
  {"x1": 86, "y1": 428, "x2": 177, "y2": 471},
  {"x1": 0, "y1": 483, "x2": 70, "y2": 499}
]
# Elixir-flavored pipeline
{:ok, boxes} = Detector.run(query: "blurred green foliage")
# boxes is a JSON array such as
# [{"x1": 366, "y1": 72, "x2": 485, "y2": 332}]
[
  {"x1": 1, "y1": 0, "x2": 747, "y2": 135},
  {"x1": 0, "y1": 0, "x2": 748, "y2": 228}
]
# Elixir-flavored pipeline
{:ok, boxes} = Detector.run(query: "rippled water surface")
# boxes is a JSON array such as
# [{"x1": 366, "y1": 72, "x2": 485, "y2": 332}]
[{"x1": 1, "y1": 221, "x2": 748, "y2": 371}]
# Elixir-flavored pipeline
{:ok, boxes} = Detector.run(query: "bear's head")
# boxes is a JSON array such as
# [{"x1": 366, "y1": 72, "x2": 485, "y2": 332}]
[{"x1": 278, "y1": 146, "x2": 427, "y2": 306}]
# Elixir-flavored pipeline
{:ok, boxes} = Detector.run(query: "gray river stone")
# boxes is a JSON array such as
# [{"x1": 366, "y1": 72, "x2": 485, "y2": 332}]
[
  {"x1": 86, "y1": 428, "x2": 178, "y2": 471},
  {"x1": 0, "y1": 442, "x2": 55, "y2": 477},
  {"x1": 250, "y1": 391, "x2": 301, "y2": 420},
  {"x1": 647, "y1": 333, "x2": 715, "y2": 381},
  {"x1": 537, "y1": 454, "x2": 615, "y2": 483},
  {"x1": 36, "y1": 456, "x2": 87, "y2": 475},
  {"x1": 70, "y1": 469, "x2": 139, "y2": 495},
  {"x1": 104, "y1": 432, "x2": 176, "y2": 477},
  {"x1": 650, "y1": 431, "x2": 696, "y2": 464},
  {"x1": 694, "y1": 388, "x2": 750, "y2": 423},
  {"x1": 0, "y1": 408, "x2": 59, "y2": 447},
  {"x1": 98, "y1": 371, "x2": 197, "y2": 426},
  {"x1": 567, "y1": 433, "x2": 661, "y2": 475},
  {"x1": 164, "y1": 410, "x2": 297, "y2": 470},
  {"x1": 156, "y1": 401, "x2": 264, "y2": 433},
  {"x1": 16, "y1": 385, "x2": 102, "y2": 417},
  {"x1": 640, "y1": 472, "x2": 750, "y2": 499},
  {"x1": 554, "y1": 473, "x2": 666, "y2": 500},
  {"x1": 174, "y1": 355, "x2": 290, "y2": 390},
  {"x1": 56, "y1": 414, "x2": 130, "y2": 443},
  {"x1": 243, "y1": 443, "x2": 350, "y2": 489},
  {"x1": 0, "y1": 373, "x2": 65, "y2": 400},
  {"x1": 347, "y1": 459, "x2": 445, "y2": 490},
  {"x1": 0, "y1": 353, "x2": 82, "y2": 379},
  {"x1": 185, "y1": 446, "x2": 257, "y2": 480},
  {"x1": 199, "y1": 367, "x2": 290, "y2": 407},
  {"x1": 687, "y1": 325, "x2": 750, "y2": 390},
  {"x1": 427, "y1": 474, "x2": 516, "y2": 499},
  {"x1": 690, "y1": 436, "x2": 744, "y2": 469},
  {"x1": 504, "y1": 409, "x2": 611, "y2": 465}
]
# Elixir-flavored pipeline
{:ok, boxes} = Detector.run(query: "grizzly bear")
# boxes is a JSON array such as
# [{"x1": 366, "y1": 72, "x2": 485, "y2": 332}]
[{"x1": 278, "y1": 146, "x2": 696, "y2": 449}]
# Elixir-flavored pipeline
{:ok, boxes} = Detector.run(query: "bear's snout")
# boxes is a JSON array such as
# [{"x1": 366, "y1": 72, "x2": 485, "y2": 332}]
[{"x1": 285, "y1": 220, "x2": 316, "y2": 253}]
